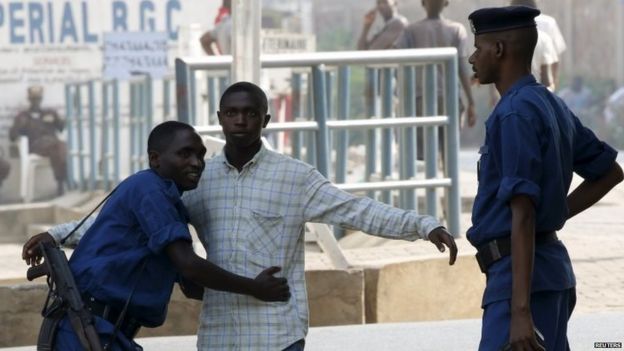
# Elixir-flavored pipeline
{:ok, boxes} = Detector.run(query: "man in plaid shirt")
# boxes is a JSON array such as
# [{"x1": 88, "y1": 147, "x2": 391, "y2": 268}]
[{"x1": 183, "y1": 82, "x2": 457, "y2": 350}]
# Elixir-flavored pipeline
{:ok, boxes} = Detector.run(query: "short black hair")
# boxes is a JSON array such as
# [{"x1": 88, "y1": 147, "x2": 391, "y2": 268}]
[
  {"x1": 219, "y1": 81, "x2": 268, "y2": 113},
  {"x1": 147, "y1": 121, "x2": 196, "y2": 153}
]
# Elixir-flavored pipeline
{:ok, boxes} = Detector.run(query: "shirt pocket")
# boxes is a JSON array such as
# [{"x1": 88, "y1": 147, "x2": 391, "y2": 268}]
[{"x1": 244, "y1": 209, "x2": 284, "y2": 256}]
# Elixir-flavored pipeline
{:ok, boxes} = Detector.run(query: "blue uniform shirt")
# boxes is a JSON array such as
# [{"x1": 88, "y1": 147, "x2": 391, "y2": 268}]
[
  {"x1": 68, "y1": 169, "x2": 192, "y2": 327},
  {"x1": 467, "y1": 75, "x2": 618, "y2": 306}
]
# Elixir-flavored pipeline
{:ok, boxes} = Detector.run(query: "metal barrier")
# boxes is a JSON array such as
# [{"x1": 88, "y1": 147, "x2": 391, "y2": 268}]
[
  {"x1": 65, "y1": 74, "x2": 175, "y2": 191},
  {"x1": 175, "y1": 48, "x2": 462, "y2": 236}
]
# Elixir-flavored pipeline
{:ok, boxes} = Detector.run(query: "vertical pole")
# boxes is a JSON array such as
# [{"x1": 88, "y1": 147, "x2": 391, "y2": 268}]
[
  {"x1": 325, "y1": 70, "x2": 334, "y2": 158},
  {"x1": 88, "y1": 81, "x2": 97, "y2": 190},
  {"x1": 291, "y1": 72, "x2": 303, "y2": 160},
  {"x1": 312, "y1": 65, "x2": 330, "y2": 178},
  {"x1": 335, "y1": 66, "x2": 350, "y2": 184},
  {"x1": 616, "y1": 1, "x2": 624, "y2": 85},
  {"x1": 145, "y1": 76, "x2": 154, "y2": 168},
  {"x1": 163, "y1": 78, "x2": 171, "y2": 121},
  {"x1": 365, "y1": 68, "x2": 378, "y2": 198},
  {"x1": 231, "y1": 0, "x2": 261, "y2": 84},
  {"x1": 402, "y1": 66, "x2": 417, "y2": 210},
  {"x1": 306, "y1": 72, "x2": 316, "y2": 166},
  {"x1": 113, "y1": 80, "x2": 120, "y2": 185},
  {"x1": 175, "y1": 58, "x2": 192, "y2": 124},
  {"x1": 445, "y1": 55, "x2": 461, "y2": 237},
  {"x1": 425, "y1": 64, "x2": 439, "y2": 217},
  {"x1": 381, "y1": 68, "x2": 393, "y2": 204},
  {"x1": 334, "y1": 66, "x2": 350, "y2": 239},
  {"x1": 130, "y1": 83, "x2": 138, "y2": 173},
  {"x1": 189, "y1": 70, "x2": 197, "y2": 125},
  {"x1": 64, "y1": 84, "x2": 75, "y2": 190},
  {"x1": 208, "y1": 77, "x2": 218, "y2": 123},
  {"x1": 75, "y1": 86, "x2": 85, "y2": 190},
  {"x1": 102, "y1": 82, "x2": 110, "y2": 191}
]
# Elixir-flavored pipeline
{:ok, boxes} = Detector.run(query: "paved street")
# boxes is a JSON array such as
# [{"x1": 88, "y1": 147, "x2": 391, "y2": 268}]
[{"x1": 3, "y1": 312, "x2": 623, "y2": 350}]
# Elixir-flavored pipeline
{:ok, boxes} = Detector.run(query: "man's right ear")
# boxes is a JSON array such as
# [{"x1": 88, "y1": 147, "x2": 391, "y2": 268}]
[
  {"x1": 216, "y1": 111, "x2": 223, "y2": 125},
  {"x1": 148, "y1": 150, "x2": 160, "y2": 169}
]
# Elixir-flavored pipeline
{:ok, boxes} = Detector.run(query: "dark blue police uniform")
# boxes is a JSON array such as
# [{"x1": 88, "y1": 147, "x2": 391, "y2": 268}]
[
  {"x1": 467, "y1": 6, "x2": 618, "y2": 350},
  {"x1": 467, "y1": 74, "x2": 617, "y2": 350},
  {"x1": 54, "y1": 169, "x2": 193, "y2": 351}
]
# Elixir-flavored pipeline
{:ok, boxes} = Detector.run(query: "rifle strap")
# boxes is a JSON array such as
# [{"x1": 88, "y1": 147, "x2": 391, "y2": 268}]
[
  {"x1": 104, "y1": 258, "x2": 148, "y2": 351},
  {"x1": 60, "y1": 186, "x2": 118, "y2": 245},
  {"x1": 36, "y1": 298, "x2": 66, "y2": 351}
]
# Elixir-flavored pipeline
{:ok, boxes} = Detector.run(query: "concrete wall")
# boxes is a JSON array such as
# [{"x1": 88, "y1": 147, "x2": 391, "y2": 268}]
[
  {"x1": 0, "y1": 257, "x2": 484, "y2": 347},
  {"x1": 0, "y1": 203, "x2": 54, "y2": 243},
  {"x1": 364, "y1": 256, "x2": 485, "y2": 323}
]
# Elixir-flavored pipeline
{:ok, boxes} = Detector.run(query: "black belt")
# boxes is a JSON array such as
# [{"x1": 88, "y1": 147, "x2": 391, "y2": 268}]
[
  {"x1": 475, "y1": 231, "x2": 559, "y2": 273},
  {"x1": 82, "y1": 294, "x2": 141, "y2": 340}
]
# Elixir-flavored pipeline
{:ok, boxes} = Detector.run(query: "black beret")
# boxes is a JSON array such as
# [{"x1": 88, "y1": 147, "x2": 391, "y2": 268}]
[{"x1": 468, "y1": 6, "x2": 541, "y2": 35}]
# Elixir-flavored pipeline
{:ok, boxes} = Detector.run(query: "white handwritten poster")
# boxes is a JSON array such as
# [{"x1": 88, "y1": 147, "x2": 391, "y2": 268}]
[{"x1": 103, "y1": 32, "x2": 168, "y2": 79}]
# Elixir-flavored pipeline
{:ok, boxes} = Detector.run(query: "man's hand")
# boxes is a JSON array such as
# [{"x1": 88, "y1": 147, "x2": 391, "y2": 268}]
[
  {"x1": 22, "y1": 232, "x2": 55, "y2": 266},
  {"x1": 363, "y1": 8, "x2": 376, "y2": 28},
  {"x1": 509, "y1": 309, "x2": 544, "y2": 351},
  {"x1": 251, "y1": 266, "x2": 291, "y2": 302},
  {"x1": 428, "y1": 227, "x2": 457, "y2": 265}
]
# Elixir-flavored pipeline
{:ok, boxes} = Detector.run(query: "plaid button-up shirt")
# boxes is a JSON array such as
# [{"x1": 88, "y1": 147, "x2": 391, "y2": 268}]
[{"x1": 183, "y1": 146, "x2": 442, "y2": 350}]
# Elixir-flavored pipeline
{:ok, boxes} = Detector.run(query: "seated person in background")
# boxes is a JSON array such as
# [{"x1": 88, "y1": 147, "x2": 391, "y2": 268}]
[
  {"x1": 9, "y1": 86, "x2": 67, "y2": 195},
  {"x1": 22, "y1": 121, "x2": 290, "y2": 351}
]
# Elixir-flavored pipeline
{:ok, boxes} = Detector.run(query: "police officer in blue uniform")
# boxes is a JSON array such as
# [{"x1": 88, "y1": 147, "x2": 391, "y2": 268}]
[
  {"x1": 23, "y1": 121, "x2": 290, "y2": 351},
  {"x1": 467, "y1": 6, "x2": 623, "y2": 351}
]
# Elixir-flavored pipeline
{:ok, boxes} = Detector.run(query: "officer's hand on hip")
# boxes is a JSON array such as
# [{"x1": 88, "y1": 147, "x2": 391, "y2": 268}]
[{"x1": 428, "y1": 227, "x2": 458, "y2": 265}]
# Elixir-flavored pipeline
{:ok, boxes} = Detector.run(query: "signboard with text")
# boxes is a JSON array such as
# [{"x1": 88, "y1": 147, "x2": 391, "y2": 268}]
[
  {"x1": 0, "y1": 0, "x2": 218, "y2": 139},
  {"x1": 103, "y1": 32, "x2": 168, "y2": 79}
]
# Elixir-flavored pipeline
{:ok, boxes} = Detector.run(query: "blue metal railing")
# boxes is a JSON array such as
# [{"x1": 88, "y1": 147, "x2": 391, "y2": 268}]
[{"x1": 175, "y1": 49, "x2": 462, "y2": 236}]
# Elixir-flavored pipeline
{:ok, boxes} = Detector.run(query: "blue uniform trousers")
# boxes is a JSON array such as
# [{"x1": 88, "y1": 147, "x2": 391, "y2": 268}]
[
  {"x1": 479, "y1": 288, "x2": 576, "y2": 351},
  {"x1": 54, "y1": 316, "x2": 142, "y2": 351}
]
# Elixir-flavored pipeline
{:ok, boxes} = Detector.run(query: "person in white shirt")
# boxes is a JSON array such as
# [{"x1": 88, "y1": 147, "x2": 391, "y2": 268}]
[
  {"x1": 33, "y1": 82, "x2": 458, "y2": 351},
  {"x1": 512, "y1": 0, "x2": 566, "y2": 89}
]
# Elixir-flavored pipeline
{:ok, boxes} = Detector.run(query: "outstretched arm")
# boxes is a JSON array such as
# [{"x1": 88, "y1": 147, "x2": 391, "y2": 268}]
[
  {"x1": 567, "y1": 162, "x2": 623, "y2": 219},
  {"x1": 302, "y1": 169, "x2": 457, "y2": 264}
]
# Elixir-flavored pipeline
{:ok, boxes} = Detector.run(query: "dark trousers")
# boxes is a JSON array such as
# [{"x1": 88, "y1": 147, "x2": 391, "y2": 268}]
[
  {"x1": 479, "y1": 288, "x2": 576, "y2": 351},
  {"x1": 283, "y1": 339, "x2": 305, "y2": 351}
]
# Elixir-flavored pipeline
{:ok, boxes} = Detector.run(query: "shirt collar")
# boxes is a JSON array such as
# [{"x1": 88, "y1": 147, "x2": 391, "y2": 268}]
[
  {"x1": 221, "y1": 144, "x2": 267, "y2": 173},
  {"x1": 148, "y1": 168, "x2": 183, "y2": 199},
  {"x1": 501, "y1": 74, "x2": 537, "y2": 99}
]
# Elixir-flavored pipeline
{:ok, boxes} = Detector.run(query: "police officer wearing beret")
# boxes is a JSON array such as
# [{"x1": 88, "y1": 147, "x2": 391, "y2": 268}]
[
  {"x1": 9, "y1": 86, "x2": 68, "y2": 196},
  {"x1": 467, "y1": 6, "x2": 623, "y2": 351}
]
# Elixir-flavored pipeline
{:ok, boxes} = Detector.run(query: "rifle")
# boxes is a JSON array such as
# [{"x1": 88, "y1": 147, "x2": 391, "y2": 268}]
[{"x1": 27, "y1": 241, "x2": 103, "y2": 351}]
